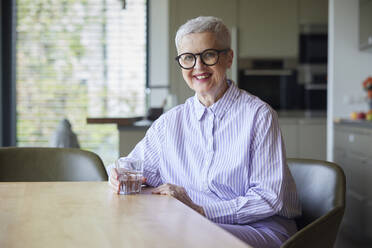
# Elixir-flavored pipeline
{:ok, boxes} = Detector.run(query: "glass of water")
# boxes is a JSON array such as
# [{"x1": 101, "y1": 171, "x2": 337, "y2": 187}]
[{"x1": 115, "y1": 157, "x2": 143, "y2": 195}]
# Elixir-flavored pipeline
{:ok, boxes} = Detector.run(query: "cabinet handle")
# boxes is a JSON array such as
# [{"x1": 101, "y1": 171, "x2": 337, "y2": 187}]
[{"x1": 348, "y1": 134, "x2": 355, "y2": 143}]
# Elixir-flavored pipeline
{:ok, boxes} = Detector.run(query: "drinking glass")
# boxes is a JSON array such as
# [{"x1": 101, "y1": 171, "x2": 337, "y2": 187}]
[{"x1": 115, "y1": 157, "x2": 143, "y2": 194}]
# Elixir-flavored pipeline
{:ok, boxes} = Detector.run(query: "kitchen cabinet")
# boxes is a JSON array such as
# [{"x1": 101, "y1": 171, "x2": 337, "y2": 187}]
[
  {"x1": 238, "y1": 0, "x2": 299, "y2": 58},
  {"x1": 298, "y1": 0, "x2": 328, "y2": 25},
  {"x1": 279, "y1": 116, "x2": 326, "y2": 160},
  {"x1": 333, "y1": 123, "x2": 372, "y2": 243},
  {"x1": 359, "y1": 0, "x2": 372, "y2": 51}
]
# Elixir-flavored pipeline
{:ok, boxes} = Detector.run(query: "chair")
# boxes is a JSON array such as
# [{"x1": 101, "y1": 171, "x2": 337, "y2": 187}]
[
  {"x1": 0, "y1": 147, "x2": 108, "y2": 181},
  {"x1": 281, "y1": 158, "x2": 346, "y2": 248}
]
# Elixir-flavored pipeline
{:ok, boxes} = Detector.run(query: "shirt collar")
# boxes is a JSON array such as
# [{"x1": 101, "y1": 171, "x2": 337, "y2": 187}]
[
  {"x1": 194, "y1": 94, "x2": 206, "y2": 121},
  {"x1": 193, "y1": 80, "x2": 240, "y2": 121}
]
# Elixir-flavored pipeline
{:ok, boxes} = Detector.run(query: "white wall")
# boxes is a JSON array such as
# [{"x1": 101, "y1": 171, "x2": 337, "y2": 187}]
[
  {"x1": 148, "y1": 0, "x2": 170, "y2": 107},
  {"x1": 327, "y1": 0, "x2": 372, "y2": 161}
]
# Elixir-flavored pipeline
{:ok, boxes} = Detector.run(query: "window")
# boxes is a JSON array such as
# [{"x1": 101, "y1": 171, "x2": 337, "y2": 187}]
[{"x1": 16, "y1": 0, "x2": 147, "y2": 164}]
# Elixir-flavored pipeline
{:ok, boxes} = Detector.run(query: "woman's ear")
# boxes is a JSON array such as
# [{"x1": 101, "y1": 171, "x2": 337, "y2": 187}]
[{"x1": 226, "y1": 49, "x2": 234, "y2": 69}]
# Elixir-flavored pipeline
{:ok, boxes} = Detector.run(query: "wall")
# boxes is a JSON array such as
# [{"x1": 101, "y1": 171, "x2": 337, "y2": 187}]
[
  {"x1": 148, "y1": 0, "x2": 170, "y2": 107},
  {"x1": 299, "y1": 0, "x2": 328, "y2": 25},
  {"x1": 238, "y1": 0, "x2": 299, "y2": 58},
  {"x1": 327, "y1": 0, "x2": 372, "y2": 160}
]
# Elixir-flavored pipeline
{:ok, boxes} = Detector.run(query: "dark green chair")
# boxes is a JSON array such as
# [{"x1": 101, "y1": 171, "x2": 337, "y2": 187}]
[
  {"x1": 281, "y1": 159, "x2": 346, "y2": 248},
  {"x1": 0, "y1": 147, "x2": 108, "y2": 181}
]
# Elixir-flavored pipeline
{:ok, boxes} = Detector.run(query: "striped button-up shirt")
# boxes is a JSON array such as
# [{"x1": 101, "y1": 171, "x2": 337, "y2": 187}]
[{"x1": 128, "y1": 81, "x2": 301, "y2": 225}]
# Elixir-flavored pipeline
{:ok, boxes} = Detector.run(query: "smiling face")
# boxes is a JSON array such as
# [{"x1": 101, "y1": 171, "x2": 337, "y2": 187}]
[{"x1": 177, "y1": 32, "x2": 233, "y2": 106}]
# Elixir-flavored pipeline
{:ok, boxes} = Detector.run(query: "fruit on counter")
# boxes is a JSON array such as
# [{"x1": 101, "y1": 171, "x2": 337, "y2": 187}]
[
  {"x1": 367, "y1": 110, "x2": 372, "y2": 121},
  {"x1": 351, "y1": 111, "x2": 368, "y2": 120},
  {"x1": 363, "y1": 77, "x2": 372, "y2": 90},
  {"x1": 350, "y1": 112, "x2": 358, "y2": 120},
  {"x1": 357, "y1": 112, "x2": 366, "y2": 120},
  {"x1": 350, "y1": 112, "x2": 359, "y2": 120}
]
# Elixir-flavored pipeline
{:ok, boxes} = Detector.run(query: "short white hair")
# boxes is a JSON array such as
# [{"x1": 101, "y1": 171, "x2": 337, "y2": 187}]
[{"x1": 175, "y1": 16, "x2": 231, "y2": 52}]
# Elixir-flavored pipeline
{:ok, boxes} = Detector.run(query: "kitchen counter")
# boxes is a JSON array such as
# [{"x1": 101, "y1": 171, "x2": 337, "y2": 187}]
[
  {"x1": 87, "y1": 110, "x2": 327, "y2": 127},
  {"x1": 86, "y1": 117, "x2": 143, "y2": 126},
  {"x1": 334, "y1": 118, "x2": 372, "y2": 129},
  {"x1": 88, "y1": 112, "x2": 328, "y2": 157},
  {"x1": 86, "y1": 117, "x2": 150, "y2": 156}
]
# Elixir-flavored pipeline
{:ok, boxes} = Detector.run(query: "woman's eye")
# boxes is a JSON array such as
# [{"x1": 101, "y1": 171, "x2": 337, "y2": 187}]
[
  {"x1": 183, "y1": 55, "x2": 194, "y2": 61},
  {"x1": 203, "y1": 52, "x2": 216, "y2": 59}
]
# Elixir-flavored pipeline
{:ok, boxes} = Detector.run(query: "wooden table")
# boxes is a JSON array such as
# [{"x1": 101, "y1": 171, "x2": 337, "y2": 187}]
[{"x1": 0, "y1": 182, "x2": 250, "y2": 248}]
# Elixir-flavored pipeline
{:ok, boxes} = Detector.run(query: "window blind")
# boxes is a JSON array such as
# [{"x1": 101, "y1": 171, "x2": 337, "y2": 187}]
[{"x1": 16, "y1": 0, "x2": 147, "y2": 164}]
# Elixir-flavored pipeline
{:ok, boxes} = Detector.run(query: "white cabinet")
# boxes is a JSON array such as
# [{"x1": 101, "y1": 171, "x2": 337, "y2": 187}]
[
  {"x1": 359, "y1": 0, "x2": 372, "y2": 51},
  {"x1": 333, "y1": 123, "x2": 372, "y2": 243},
  {"x1": 279, "y1": 119, "x2": 299, "y2": 158},
  {"x1": 298, "y1": 119, "x2": 327, "y2": 159},
  {"x1": 279, "y1": 117, "x2": 326, "y2": 160},
  {"x1": 238, "y1": 0, "x2": 299, "y2": 58}
]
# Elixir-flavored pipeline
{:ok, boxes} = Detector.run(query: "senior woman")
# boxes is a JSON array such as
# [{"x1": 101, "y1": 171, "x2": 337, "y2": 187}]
[{"x1": 109, "y1": 16, "x2": 301, "y2": 248}]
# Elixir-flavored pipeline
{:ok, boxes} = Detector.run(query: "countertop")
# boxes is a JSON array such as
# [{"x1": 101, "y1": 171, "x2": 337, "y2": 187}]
[
  {"x1": 334, "y1": 118, "x2": 372, "y2": 129},
  {"x1": 87, "y1": 117, "x2": 143, "y2": 126}
]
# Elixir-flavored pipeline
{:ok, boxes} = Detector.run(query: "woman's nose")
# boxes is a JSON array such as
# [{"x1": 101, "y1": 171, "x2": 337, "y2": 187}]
[{"x1": 194, "y1": 56, "x2": 206, "y2": 69}]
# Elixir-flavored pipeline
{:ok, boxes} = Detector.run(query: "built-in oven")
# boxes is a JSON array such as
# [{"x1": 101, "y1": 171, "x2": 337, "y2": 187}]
[
  {"x1": 299, "y1": 24, "x2": 328, "y2": 64},
  {"x1": 304, "y1": 84, "x2": 327, "y2": 110},
  {"x1": 298, "y1": 24, "x2": 328, "y2": 111},
  {"x1": 238, "y1": 67, "x2": 303, "y2": 110}
]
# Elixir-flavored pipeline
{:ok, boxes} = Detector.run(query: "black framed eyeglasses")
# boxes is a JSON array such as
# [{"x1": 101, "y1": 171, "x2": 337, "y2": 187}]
[{"x1": 175, "y1": 48, "x2": 230, "y2": 70}]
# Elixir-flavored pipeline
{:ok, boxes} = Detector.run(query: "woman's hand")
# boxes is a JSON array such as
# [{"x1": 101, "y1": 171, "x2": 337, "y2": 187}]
[
  {"x1": 152, "y1": 183, "x2": 205, "y2": 216},
  {"x1": 108, "y1": 168, "x2": 121, "y2": 194}
]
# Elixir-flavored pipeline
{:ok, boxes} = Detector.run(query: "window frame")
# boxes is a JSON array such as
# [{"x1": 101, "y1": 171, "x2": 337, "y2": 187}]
[{"x1": 1, "y1": 0, "x2": 149, "y2": 146}]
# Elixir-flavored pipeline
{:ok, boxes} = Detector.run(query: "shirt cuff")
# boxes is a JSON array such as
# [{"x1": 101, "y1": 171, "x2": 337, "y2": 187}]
[
  {"x1": 143, "y1": 169, "x2": 162, "y2": 187},
  {"x1": 202, "y1": 199, "x2": 238, "y2": 224},
  {"x1": 105, "y1": 163, "x2": 114, "y2": 177}
]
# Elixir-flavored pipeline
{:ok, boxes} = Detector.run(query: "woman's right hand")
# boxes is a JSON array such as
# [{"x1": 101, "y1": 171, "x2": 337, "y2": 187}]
[{"x1": 108, "y1": 168, "x2": 121, "y2": 194}]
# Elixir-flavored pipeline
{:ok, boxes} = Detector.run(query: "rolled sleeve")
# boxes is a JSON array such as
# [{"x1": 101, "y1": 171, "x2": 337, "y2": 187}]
[
  {"x1": 127, "y1": 118, "x2": 165, "y2": 187},
  {"x1": 203, "y1": 199, "x2": 238, "y2": 224}
]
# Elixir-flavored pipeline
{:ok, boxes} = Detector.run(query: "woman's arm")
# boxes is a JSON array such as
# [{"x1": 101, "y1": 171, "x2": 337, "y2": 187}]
[
  {"x1": 126, "y1": 119, "x2": 165, "y2": 187},
  {"x1": 202, "y1": 108, "x2": 298, "y2": 224}
]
